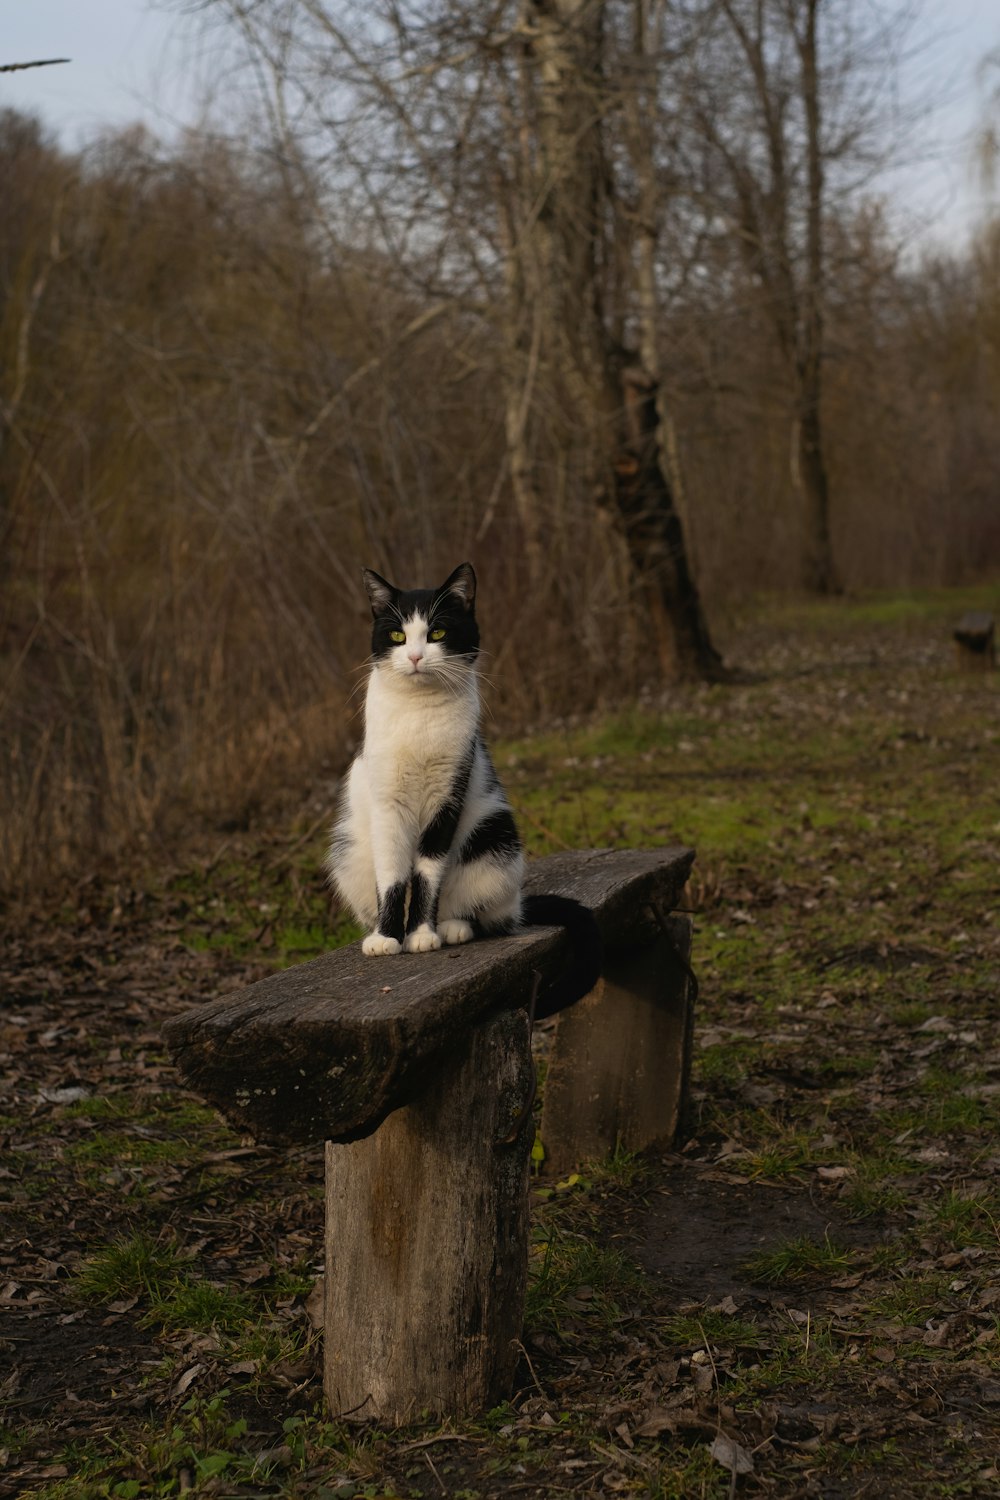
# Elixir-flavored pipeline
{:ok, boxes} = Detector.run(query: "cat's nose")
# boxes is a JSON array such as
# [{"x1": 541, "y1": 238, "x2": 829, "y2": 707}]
[{"x1": 408, "y1": 651, "x2": 423, "y2": 667}]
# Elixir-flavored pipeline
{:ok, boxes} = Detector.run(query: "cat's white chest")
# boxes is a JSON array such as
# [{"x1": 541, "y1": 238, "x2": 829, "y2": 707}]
[{"x1": 363, "y1": 675, "x2": 476, "y2": 815}]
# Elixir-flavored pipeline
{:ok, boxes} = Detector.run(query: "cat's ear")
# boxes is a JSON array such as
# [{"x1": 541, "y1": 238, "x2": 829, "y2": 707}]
[
  {"x1": 439, "y1": 562, "x2": 476, "y2": 611},
  {"x1": 362, "y1": 568, "x2": 398, "y2": 616}
]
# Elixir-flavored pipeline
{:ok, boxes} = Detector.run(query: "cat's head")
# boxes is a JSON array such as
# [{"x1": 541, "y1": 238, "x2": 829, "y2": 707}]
[{"x1": 361, "y1": 562, "x2": 479, "y2": 686}]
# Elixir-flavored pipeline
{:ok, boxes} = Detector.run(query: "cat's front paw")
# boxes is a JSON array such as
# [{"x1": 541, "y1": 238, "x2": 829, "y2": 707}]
[
  {"x1": 362, "y1": 932, "x2": 402, "y2": 956},
  {"x1": 437, "y1": 919, "x2": 474, "y2": 946},
  {"x1": 403, "y1": 925, "x2": 442, "y2": 953}
]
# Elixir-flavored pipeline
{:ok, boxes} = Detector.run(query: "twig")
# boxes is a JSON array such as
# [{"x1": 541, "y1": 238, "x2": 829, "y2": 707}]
[
  {"x1": 514, "y1": 1337, "x2": 546, "y2": 1400},
  {"x1": 0, "y1": 58, "x2": 70, "y2": 73},
  {"x1": 423, "y1": 1447, "x2": 447, "y2": 1495},
  {"x1": 398, "y1": 1434, "x2": 476, "y2": 1453}
]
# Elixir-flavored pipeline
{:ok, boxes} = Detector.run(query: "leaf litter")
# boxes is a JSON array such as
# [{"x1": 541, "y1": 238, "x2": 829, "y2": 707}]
[{"x1": 1, "y1": 600, "x2": 998, "y2": 1497}]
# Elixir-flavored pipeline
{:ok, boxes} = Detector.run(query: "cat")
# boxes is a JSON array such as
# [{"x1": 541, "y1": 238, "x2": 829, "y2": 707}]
[{"x1": 326, "y1": 561, "x2": 601, "y2": 1018}]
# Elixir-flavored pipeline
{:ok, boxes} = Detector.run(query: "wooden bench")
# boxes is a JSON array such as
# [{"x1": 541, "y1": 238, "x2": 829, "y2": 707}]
[
  {"x1": 164, "y1": 846, "x2": 695, "y2": 1424},
  {"x1": 953, "y1": 611, "x2": 995, "y2": 672}
]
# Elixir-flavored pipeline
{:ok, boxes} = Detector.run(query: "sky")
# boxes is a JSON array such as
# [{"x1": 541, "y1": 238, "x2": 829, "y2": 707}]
[{"x1": 2, "y1": 0, "x2": 998, "y2": 256}]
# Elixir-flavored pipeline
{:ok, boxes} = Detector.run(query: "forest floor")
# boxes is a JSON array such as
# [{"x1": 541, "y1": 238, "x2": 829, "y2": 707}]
[{"x1": 2, "y1": 586, "x2": 999, "y2": 1500}]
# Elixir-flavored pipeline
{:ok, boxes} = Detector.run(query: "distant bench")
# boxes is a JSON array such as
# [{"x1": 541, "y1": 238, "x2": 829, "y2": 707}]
[
  {"x1": 164, "y1": 846, "x2": 695, "y2": 1424},
  {"x1": 952, "y1": 611, "x2": 995, "y2": 672}
]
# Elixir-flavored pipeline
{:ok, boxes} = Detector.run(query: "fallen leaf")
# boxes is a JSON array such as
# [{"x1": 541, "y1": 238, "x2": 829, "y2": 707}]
[
  {"x1": 634, "y1": 1408, "x2": 677, "y2": 1438},
  {"x1": 710, "y1": 1434, "x2": 754, "y2": 1474},
  {"x1": 107, "y1": 1295, "x2": 139, "y2": 1313},
  {"x1": 709, "y1": 1294, "x2": 739, "y2": 1315},
  {"x1": 173, "y1": 1363, "x2": 204, "y2": 1396},
  {"x1": 237, "y1": 1261, "x2": 274, "y2": 1285},
  {"x1": 37, "y1": 1086, "x2": 91, "y2": 1105}
]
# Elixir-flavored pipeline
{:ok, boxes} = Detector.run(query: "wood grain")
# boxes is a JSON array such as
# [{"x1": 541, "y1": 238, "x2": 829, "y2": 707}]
[
  {"x1": 323, "y1": 1007, "x2": 533, "y2": 1422},
  {"x1": 163, "y1": 846, "x2": 693, "y2": 1145}
]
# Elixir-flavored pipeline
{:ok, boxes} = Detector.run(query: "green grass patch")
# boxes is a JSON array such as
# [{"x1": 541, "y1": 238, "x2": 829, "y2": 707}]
[
  {"x1": 145, "y1": 1279, "x2": 254, "y2": 1334},
  {"x1": 744, "y1": 583, "x2": 1000, "y2": 632},
  {"x1": 742, "y1": 1234, "x2": 857, "y2": 1286},
  {"x1": 67, "y1": 1131, "x2": 192, "y2": 1168},
  {"x1": 76, "y1": 1232, "x2": 183, "y2": 1304},
  {"x1": 526, "y1": 1230, "x2": 645, "y2": 1334},
  {"x1": 660, "y1": 1311, "x2": 765, "y2": 1350},
  {"x1": 922, "y1": 1189, "x2": 1000, "y2": 1252},
  {"x1": 728, "y1": 1131, "x2": 817, "y2": 1183},
  {"x1": 76, "y1": 1234, "x2": 266, "y2": 1336}
]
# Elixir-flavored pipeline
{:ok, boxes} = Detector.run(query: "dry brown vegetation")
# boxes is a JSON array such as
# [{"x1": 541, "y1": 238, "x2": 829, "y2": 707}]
[{"x1": 2, "y1": 2, "x2": 1000, "y2": 894}]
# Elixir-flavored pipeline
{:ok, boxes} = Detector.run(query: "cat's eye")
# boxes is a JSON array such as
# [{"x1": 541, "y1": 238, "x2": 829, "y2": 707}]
[
  {"x1": 429, "y1": 628, "x2": 445, "y2": 641},
  {"x1": 389, "y1": 630, "x2": 405, "y2": 643}
]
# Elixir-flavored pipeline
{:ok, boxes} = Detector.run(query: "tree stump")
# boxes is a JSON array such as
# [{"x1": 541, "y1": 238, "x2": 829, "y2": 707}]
[
  {"x1": 539, "y1": 915, "x2": 694, "y2": 1178},
  {"x1": 324, "y1": 1007, "x2": 532, "y2": 1422}
]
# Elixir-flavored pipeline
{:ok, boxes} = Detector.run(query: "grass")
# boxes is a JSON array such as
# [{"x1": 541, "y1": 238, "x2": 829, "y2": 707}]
[
  {"x1": 145, "y1": 1279, "x2": 254, "y2": 1333},
  {"x1": 75, "y1": 1232, "x2": 286, "y2": 1340},
  {"x1": 526, "y1": 1227, "x2": 646, "y2": 1334},
  {"x1": 742, "y1": 1234, "x2": 858, "y2": 1285},
  {"x1": 659, "y1": 1311, "x2": 765, "y2": 1350},
  {"x1": 75, "y1": 1233, "x2": 183, "y2": 1304},
  {"x1": 166, "y1": 856, "x2": 361, "y2": 967},
  {"x1": 7, "y1": 587, "x2": 1000, "y2": 1499},
  {"x1": 923, "y1": 1190, "x2": 1000, "y2": 1252}
]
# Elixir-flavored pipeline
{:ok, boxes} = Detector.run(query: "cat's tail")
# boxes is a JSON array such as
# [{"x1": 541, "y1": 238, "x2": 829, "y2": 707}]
[{"x1": 521, "y1": 894, "x2": 603, "y2": 1019}]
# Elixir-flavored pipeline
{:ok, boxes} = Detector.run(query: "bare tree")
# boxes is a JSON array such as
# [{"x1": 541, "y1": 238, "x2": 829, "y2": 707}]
[
  {"x1": 683, "y1": 0, "x2": 919, "y2": 593},
  {"x1": 171, "y1": 0, "x2": 723, "y2": 677}
]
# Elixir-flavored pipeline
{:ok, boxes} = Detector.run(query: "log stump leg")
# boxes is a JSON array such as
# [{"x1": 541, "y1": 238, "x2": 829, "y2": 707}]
[
  {"x1": 323, "y1": 1007, "x2": 533, "y2": 1424},
  {"x1": 539, "y1": 916, "x2": 694, "y2": 1178}
]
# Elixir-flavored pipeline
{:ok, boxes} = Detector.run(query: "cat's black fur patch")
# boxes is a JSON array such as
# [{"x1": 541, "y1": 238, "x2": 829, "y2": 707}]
[
  {"x1": 459, "y1": 806, "x2": 520, "y2": 865},
  {"x1": 377, "y1": 881, "x2": 407, "y2": 943},
  {"x1": 406, "y1": 871, "x2": 436, "y2": 932},
  {"x1": 419, "y1": 743, "x2": 475, "y2": 860}
]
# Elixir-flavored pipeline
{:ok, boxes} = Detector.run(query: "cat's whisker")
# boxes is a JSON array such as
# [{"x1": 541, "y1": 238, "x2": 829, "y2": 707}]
[{"x1": 430, "y1": 664, "x2": 481, "y2": 697}]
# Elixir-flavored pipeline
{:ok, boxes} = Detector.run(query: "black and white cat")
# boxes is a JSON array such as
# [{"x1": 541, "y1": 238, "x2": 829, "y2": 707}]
[{"x1": 326, "y1": 562, "x2": 600, "y2": 1017}]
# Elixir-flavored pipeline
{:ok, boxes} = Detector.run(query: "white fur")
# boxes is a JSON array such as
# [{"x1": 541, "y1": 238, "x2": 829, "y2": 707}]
[{"x1": 327, "y1": 608, "x2": 523, "y2": 950}]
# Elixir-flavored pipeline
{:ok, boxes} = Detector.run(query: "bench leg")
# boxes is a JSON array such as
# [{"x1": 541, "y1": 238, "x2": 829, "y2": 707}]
[
  {"x1": 323, "y1": 1007, "x2": 533, "y2": 1424},
  {"x1": 539, "y1": 915, "x2": 694, "y2": 1178}
]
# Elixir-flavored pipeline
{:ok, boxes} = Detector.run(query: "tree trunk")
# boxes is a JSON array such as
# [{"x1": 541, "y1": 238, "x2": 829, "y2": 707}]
[
  {"x1": 621, "y1": 0, "x2": 722, "y2": 676},
  {"x1": 515, "y1": 0, "x2": 722, "y2": 678},
  {"x1": 616, "y1": 366, "x2": 723, "y2": 677},
  {"x1": 795, "y1": 398, "x2": 836, "y2": 594},
  {"x1": 795, "y1": 0, "x2": 839, "y2": 594}
]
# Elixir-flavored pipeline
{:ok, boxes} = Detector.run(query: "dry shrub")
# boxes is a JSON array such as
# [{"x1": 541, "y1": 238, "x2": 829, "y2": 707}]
[{"x1": 2, "y1": 114, "x2": 999, "y2": 895}]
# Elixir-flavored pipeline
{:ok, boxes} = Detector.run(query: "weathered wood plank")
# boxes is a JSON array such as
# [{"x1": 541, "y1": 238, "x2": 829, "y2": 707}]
[
  {"x1": 163, "y1": 846, "x2": 693, "y2": 1146},
  {"x1": 953, "y1": 610, "x2": 994, "y2": 644},
  {"x1": 324, "y1": 1007, "x2": 533, "y2": 1422}
]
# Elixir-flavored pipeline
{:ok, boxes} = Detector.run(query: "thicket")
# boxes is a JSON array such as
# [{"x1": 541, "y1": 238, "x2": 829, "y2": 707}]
[{"x1": 2, "y1": 80, "x2": 999, "y2": 892}]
